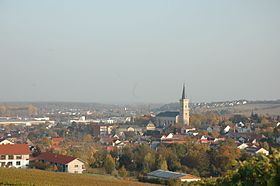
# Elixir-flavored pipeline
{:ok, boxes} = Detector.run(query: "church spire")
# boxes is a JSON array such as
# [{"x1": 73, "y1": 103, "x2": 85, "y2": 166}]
[
  {"x1": 179, "y1": 83, "x2": 190, "y2": 125},
  {"x1": 182, "y1": 83, "x2": 186, "y2": 99}
]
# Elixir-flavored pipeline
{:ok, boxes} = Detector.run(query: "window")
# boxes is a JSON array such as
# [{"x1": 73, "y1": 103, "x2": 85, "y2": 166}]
[
  {"x1": 8, "y1": 155, "x2": 13, "y2": 160},
  {"x1": 16, "y1": 161, "x2": 21, "y2": 166},
  {"x1": 16, "y1": 155, "x2": 22, "y2": 159},
  {"x1": 1, "y1": 162, "x2": 5, "y2": 167},
  {"x1": 1, "y1": 155, "x2": 6, "y2": 160},
  {"x1": 74, "y1": 165, "x2": 79, "y2": 168},
  {"x1": 7, "y1": 162, "x2": 12, "y2": 167}
]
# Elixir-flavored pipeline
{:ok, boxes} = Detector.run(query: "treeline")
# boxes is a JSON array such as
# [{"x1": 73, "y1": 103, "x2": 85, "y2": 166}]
[
  {"x1": 65, "y1": 138, "x2": 243, "y2": 178},
  {"x1": 192, "y1": 150, "x2": 280, "y2": 186}
]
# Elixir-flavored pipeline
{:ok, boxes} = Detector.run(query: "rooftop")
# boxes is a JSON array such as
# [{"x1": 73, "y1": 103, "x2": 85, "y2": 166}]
[
  {"x1": 35, "y1": 152, "x2": 77, "y2": 165},
  {"x1": 147, "y1": 169, "x2": 199, "y2": 180},
  {"x1": 156, "y1": 111, "x2": 179, "y2": 118},
  {"x1": 0, "y1": 144, "x2": 31, "y2": 155}
]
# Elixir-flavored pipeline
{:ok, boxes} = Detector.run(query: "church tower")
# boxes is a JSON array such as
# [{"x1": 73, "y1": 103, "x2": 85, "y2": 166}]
[{"x1": 179, "y1": 84, "x2": 190, "y2": 126}]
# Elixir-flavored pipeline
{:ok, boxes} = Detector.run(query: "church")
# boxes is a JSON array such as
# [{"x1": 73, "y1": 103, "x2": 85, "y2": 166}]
[{"x1": 156, "y1": 84, "x2": 190, "y2": 127}]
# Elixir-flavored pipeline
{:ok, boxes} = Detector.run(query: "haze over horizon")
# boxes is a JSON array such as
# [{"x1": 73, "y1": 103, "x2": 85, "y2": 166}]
[{"x1": 0, "y1": 0, "x2": 279, "y2": 104}]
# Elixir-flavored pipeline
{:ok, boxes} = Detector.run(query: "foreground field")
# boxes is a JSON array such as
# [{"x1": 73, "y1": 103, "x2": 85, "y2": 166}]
[{"x1": 0, "y1": 168, "x2": 155, "y2": 186}]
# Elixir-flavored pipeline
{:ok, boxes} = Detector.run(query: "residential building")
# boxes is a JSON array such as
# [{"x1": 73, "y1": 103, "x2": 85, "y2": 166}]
[
  {"x1": 237, "y1": 143, "x2": 249, "y2": 150},
  {"x1": 146, "y1": 121, "x2": 156, "y2": 131},
  {"x1": 35, "y1": 152, "x2": 86, "y2": 174},
  {"x1": 223, "y1": 126, "x2": 231, "y2": 133},
  {"x1": 0, "y1": 143, "x2": 31, "y2": 168},
  {"x1": 181, "y1": 126, "x2": 196, "y2": 134},
  {"x1": 246, "y1": 147, "x2": 269, "y2": 156},
  {"x1": 116, "y1": 125, "x2": 143, "y2": 134},
  {"x1": 91, "y1": 124, "x2": 113, "y2": 136}
]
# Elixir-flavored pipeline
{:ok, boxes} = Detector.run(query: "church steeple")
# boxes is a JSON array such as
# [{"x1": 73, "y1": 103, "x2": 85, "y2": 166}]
[
  {"x1": 179, "y1": 83, "x2": 190, "y2": 126},
  {"x1": 182, "y1": 84, "x2": 186, "y2": 99}
]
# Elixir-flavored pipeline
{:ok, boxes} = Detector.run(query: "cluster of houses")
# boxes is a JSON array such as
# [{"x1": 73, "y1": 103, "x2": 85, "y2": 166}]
[
  {"x1": 0, "y1": 139, "x2": 85, "y2": 174},
  {"x1": 0, "y1": 114, "x2": 278, "y2": 185},
  {"x1": 237, "y1": 143, "x2": 269, "y2": 156},
  {"x1": 92, "y1": 120, "x2": 272, "y2": 157}
]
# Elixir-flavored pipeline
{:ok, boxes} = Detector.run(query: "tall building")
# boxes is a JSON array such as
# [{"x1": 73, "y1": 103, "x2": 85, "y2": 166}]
[
  {"x1": 156, "y1": 84, "x2": 190, "y2": 127},
  {"x1": 179, "y1": 84, "x2": 190, "y2": 125}
]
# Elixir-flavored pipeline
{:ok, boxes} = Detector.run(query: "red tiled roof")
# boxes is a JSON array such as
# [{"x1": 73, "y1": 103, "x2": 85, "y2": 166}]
[
  {"x1": 0, "y1": 144, "x2": 31, "y2": 155},
  {"x1": 35, "y1": 152, "x2": 76, "y2": 165},
  {"x1": 106, "y1": 146, "x2": 114, "y2": 152}
]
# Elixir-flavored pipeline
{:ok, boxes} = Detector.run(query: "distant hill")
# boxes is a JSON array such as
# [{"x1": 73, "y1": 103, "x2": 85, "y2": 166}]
[
  {"x1": 154, "y1": 100, "x2": 280, "y2": 116},
  {"x1": 0, "y1": 104, "x2": 38, "y2": 116},
  {"x1": 0, "y1": 168, "x2": 155, "y2": 186}
]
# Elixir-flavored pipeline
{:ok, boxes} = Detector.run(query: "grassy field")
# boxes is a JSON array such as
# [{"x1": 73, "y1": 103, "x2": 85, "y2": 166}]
[{"x1": 0, "y1": 168, "x2": 156, "y2": 186}]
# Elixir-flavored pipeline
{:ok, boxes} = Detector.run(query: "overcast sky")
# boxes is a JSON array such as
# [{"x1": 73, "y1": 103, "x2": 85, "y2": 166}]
[{"x1": 0, "y1": 0, "x2": 279, "y2": 103}]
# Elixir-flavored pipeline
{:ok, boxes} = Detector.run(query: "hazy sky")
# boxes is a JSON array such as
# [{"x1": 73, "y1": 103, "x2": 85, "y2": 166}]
[{"x1": 0, "y1": 0, "x2": 279, "y2": 103}]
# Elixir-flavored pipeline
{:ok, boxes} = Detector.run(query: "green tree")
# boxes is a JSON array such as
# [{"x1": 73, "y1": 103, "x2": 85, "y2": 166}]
[
  {"x1": 211, "y1": 131, "x2": 220, "y2": 138},
  {"x1": 157, "y1": 145, "x2": 182, "y2": 171},
  {"x1": 143, "y1": 152, "x2": 155, "y2": 173},
  {"x1": 182, "y1": 143, "x2": 210, "y2": 176},
  {"x1": 92, "y1": 149, "x2": 108, "y2": 168},
  {"x1": 210, "y1": 140, "x2": 241, "y2": 176},
  {"x1": 82, "y1": 134, "x2": 93, "y2": 143},
  {"x1": 159, "y1": 159, "x2": 168, "y2": 171},
  {"x1": 119, "y1": 146, "x2": 135, "y2": 171},
  {"x1": 198, "y1": 150, "x2": 280, "y2": 186},
  {"x1": 104, "y1": 154, "x2": 116, "y2": 174},
  {"x1": 230, "y1": 114, "x2": 249, "y2": 123},
  {"x1": 79, "y1": 145, "x2": 96, "y2": 166},
  {"x1": 133, "y1": 144, "x2": 155, "y2": 172},
  {"x1": 118, "y1": 166, "x2": 128, "y2": 177}
]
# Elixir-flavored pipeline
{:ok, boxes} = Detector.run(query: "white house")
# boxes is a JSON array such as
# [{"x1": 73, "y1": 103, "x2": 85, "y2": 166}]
[
  {"x1": 0, "y1": 139, "x2": 14, "y2": 145},
  {"x1": 223, "y1": 126, "x2": 231, "y2": 133},
  {"x1": 246, "y1": 147, "x2": 269, "y2": 156},
  {"x1": 181, "y1": 127, "x2": 196, "y2": 134},
  {"x1": 35, "y1": 152, "x2": 86, "y2": 174},
  {"x1": 255, "y1": 148, "x2": 269, "y2": 156},
  {"x1": 127, "y1": 127, "x2": 135, "y2": 132},
  {"x1": 237, "y1": 143, "x2": 249, "y2": 150},
  {"x1": 146, "y1": 122, "x2": 156, "y2": 131},
  {"x1": 166, "y1": 133, "x2": 174, "y2": 139},
  {"x1": 0, "y1": 143, "x2": 31, "y2": 168},
  {"x1": 201, "y1": 135, "x2": 207, "y2": 140}
]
